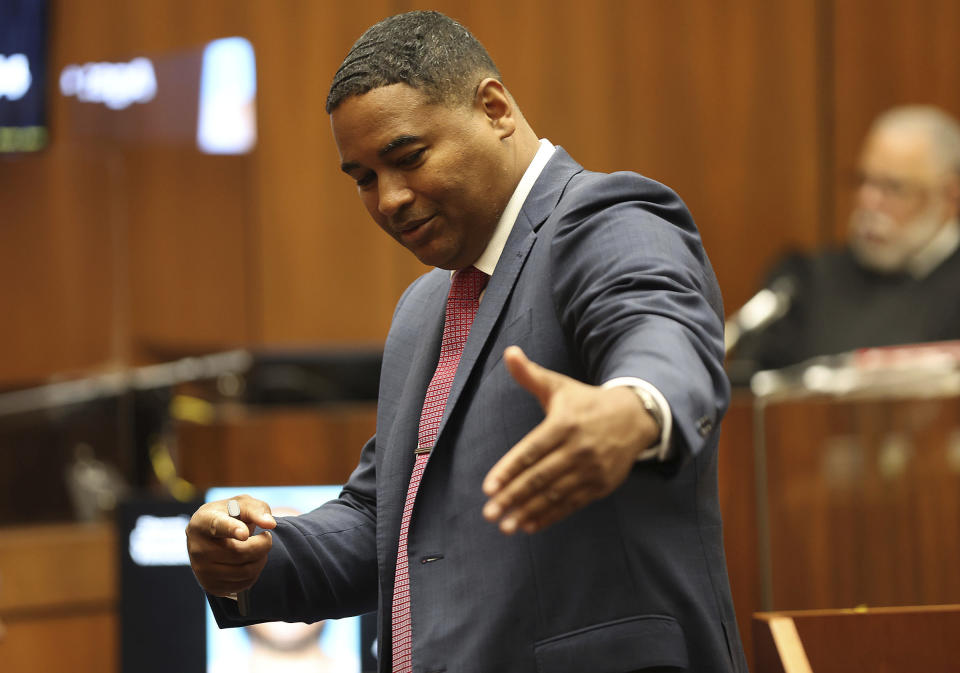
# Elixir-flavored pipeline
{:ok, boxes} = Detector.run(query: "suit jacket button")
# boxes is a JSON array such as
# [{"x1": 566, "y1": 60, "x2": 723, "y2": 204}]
[{"x1": 696, "y1": 416, "x2": 714, "y2": 437}]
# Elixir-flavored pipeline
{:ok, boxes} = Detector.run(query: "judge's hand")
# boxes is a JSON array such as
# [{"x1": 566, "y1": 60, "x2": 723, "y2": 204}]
[
  {"x1": 185, "y1": 495, "x2": 277, "y2": 596},
  {"x1": 482, "y1": 346, "x2": 660, "y2": 535}
]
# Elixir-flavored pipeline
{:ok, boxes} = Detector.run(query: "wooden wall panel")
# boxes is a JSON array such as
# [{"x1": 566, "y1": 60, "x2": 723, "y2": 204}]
[
  {"x1": 7, "y1": 0, "x2": 960, "y2": 380},
  {"x1": 0, "y1": 523, "x2": 116, "y2": 613},
  {"x1": 762, "y1": 397, "x2": 960, "y2": 610},
  {"x1": 0, "y1": 0, "x2": 260, "y2": 384},
  {"x1": 754, "y1": 606, "x2": 960, "y2": 673},
  {"x1": 177, "y1": 405, "x2": 376, "y2": 489},
  {"x1": 0, "y1": 0, "x2": 126, "y2": 385},
  {"x1": 830, "y1": 0, "x2": 960, "y2": 243},
  {"x1": 0, "y1": 612, "x2": 117, "y2": 673},
  {"x1": 718, "y1": 397, "x2": 761, "y2": 666},
  {"x1": 0, "y1": 148, "x2": 117, "y2": 385},
  {"x1": 124, "y1": 149, "x2": 253, "y2": 357},
  {"x1": 415, "y1": 0, "x2": 823, "y2": 312},
  {"x1": 0, "y1": 523, "x2": 117, "y2": 673},
  {"x1": 248, "y1": 0, "x2": 429, "y2": 347},
  {"x1": 110, "y1": 2, "x2": 257, "y2": 358}
]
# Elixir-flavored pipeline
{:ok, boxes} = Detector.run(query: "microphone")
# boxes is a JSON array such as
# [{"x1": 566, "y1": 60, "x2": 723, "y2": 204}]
[{"x1": 724, "y1": 276, "x2": 796, "y2": 355}]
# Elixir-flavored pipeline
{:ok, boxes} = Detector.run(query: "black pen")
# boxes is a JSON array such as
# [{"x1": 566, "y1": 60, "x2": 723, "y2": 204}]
[{"x1": 227, "y1": 498, "x2": 251, "y2": 616}]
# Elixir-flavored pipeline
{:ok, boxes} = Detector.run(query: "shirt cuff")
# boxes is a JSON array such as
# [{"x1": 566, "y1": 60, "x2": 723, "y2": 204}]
[{"x1": 602, "y1": 377, "x2": 674, "y2": 461}]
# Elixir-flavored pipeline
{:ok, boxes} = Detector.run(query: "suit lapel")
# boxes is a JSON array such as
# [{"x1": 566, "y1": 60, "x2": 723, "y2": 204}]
[
  {"x1": 378, "y1": 149, "x2": 584, "y2": 580},
  {"x1": 430, "y1": 148, "x2": 583, "y2": 451},
  {"x1": 378, "y1": 273, "x2": 448, "y2": 556}
]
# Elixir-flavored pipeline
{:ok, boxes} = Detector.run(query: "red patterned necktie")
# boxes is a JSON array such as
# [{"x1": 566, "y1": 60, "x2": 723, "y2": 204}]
[{"x1": 391, "y1": 266, "x2": 488, "y2": 673}]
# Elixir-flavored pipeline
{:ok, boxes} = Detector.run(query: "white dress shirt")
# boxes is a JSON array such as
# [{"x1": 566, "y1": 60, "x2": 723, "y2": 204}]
[{"x1": 467, "y1": 138, "x2": 673, "y2": 460}]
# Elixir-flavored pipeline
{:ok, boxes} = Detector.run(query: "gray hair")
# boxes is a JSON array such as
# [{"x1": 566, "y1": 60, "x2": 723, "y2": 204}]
[{"x1": 871, "y1": 104, "x2": 960, "y2": 176}]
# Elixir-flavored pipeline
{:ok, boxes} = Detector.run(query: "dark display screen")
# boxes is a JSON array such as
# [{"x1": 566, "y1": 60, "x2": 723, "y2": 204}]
[{"x1": 0, "y1": 0, "x2": 48, "y2": 152}]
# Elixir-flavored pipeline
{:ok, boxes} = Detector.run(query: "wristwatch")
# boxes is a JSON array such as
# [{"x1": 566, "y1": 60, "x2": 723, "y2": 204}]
[{"x1": 630, "y1": 385, "x2": 664, "y2": 445}]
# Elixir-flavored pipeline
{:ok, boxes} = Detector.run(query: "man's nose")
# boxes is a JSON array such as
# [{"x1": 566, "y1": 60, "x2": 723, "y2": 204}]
[
  {"x1": 857, "y1": 180, "x2": 885, "y2": 211},
  {"x1": 377, "y1": 174, "x2": 414, "y2": 217}
]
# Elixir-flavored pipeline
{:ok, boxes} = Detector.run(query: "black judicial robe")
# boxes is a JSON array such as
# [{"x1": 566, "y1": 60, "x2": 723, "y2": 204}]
[{"x1": 732, "y1": 245, "x2": 960, "y2": 377}]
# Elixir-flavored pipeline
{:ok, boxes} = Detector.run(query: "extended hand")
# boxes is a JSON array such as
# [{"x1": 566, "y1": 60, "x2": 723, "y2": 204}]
[
  {"x1": 482, "y1": 346, "x2": 659, "y2": 535},
  {"x1": 185, "y1": 495, "x2": 277, "y2": 596}
]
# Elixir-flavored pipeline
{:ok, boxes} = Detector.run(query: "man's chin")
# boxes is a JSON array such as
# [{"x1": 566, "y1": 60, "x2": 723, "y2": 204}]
[
  {"x1": 407, "y1": 244, "x2": 455, "y2": 270},
  {"x1": 850, "y1": 240, "x2": 907, "y2": 274},
  {"x1": 406, "y1": 242, "x2": 476, "y2": 270}
]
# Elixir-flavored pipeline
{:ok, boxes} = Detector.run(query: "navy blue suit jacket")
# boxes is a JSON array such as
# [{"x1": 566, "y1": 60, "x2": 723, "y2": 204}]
[{"x1": 212, "y1": 148, "x2": 747, "y2": 673}]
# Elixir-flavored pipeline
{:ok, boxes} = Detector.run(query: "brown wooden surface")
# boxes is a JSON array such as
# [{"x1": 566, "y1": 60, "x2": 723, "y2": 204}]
[
  {"x1": 0, "y1": 611, "x2": 117, "y2": 673},
  {"x1": 0, "y1": 405, "x2": 374, "y2": 673},
  {"x1": 0, "y1": 522, "x2": 116, "y2": 613},
  {"x1": 0, "y1": 145, "x2": 118, "y2": 386},
  {"x1": 0, "y1": 0, "x2": 831, "y2": 384},
  {"x1": 422, "y1": 0, "x2": 823, "y2": 315},
  {"x1": 718, "y1": 395, "x2": 760, "y2": 669},
  {"x1": 754, "y1": 605, "x2": 960, "y2": 673},
  {"x1": 753, "y1": 614, "x2": 812, "y2": 673},
  {"x1": 830, "y1": 0, "x2": 960, "y2": 244},
  {"x1": 721, "y1": 393, "x2": 960, "y2": 671},
  {"x1": 3, "y1": 1, "x2": 959, "y2": 383},
  {"x1": 248, "y1": 0, "x2": 429, "y2": 348},
  {"x1": 0, "y1": 522, "x2": 116, "y2": 673},
  {"x1": 761, "y1": 396, "x2": 960, "y2": 610},
  {"x1": 176, "y1": 404, "x2": 376, "y2": 489}
]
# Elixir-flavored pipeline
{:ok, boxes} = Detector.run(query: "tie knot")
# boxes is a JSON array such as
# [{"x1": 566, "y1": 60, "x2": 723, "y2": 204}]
[{"x1": 450, "y1": 266, "x2": 488, "y2": 302}]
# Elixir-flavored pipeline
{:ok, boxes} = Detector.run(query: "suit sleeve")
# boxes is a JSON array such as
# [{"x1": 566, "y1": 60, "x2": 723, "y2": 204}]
[
  {"x1": 549, "y1": 171, "x2": 729, "y2": 461},
  {"x1": 207, "y1": 273, "x2": 439, "y2": 628},
  {"x1": 208, "y1": 434, "x2": 379, "y2": 628}
]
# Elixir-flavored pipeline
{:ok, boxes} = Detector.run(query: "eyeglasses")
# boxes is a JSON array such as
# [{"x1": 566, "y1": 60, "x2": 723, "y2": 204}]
[{"x1": 853, "y1": 172, "x2": 931, "y2": 202}]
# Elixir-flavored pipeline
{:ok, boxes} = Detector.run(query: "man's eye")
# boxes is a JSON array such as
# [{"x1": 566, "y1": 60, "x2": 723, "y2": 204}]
[
  {"x1": 397, "y1": 148, "x2": 425, "y2": 167},
  {"x1": 355, "y1": 173, "x2": 375, "y2": 188}
]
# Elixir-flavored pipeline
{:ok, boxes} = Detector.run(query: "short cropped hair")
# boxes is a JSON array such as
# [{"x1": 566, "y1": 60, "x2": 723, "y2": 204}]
[
  {"x1": 326, "y1": 10, "x2": 501, "y2": 113},
  {"x1": 871, "y1": 105, "x2": 960, "y2": 177}
]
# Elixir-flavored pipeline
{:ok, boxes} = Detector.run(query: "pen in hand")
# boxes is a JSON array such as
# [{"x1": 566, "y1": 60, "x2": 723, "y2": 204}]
[{"x1": 227, "y1": 498, "x2": 251, "y2": 616}]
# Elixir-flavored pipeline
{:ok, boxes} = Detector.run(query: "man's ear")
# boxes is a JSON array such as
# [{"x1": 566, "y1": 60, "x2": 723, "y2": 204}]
[{"x1": 475, "y1": 78, "x2": 516, "y2": 139}]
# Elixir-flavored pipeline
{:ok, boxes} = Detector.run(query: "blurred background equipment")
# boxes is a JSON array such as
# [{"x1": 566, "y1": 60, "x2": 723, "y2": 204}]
[
  {"x1": 0, "y1": 348, "x2": 381, "y2": 525},
  {"x1": 65, "y1": 442, "x2": 130, "y2": 522},
  {"x1": 724, "y1": 275, "x2": 797, "y2": 356}
]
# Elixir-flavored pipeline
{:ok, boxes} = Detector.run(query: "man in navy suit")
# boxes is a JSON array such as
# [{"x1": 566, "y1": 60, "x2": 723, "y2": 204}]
[{"x1": 187, "y1": 11, "x2": 746, "y2": 672}]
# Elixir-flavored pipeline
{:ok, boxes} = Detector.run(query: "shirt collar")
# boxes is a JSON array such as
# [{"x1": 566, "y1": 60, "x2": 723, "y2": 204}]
[
  {"x1": 469, "y1": 138, "x2": 556, "y2": 277},
  {"x1": 906, "y1": 217, "x2": 960, "y2": 279}
]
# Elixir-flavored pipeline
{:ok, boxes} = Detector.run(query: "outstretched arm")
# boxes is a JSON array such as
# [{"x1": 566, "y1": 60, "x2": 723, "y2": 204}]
[{"x1": 482, "y1": 346, "x2": 660, "y2": 535}]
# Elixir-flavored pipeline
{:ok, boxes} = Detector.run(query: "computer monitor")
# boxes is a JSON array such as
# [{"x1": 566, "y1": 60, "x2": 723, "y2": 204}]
[
  {"x1": 0, "y1": 0, "x2": 48, "y2": 153},
  {"x1": 205, "y1": 485, "x2": 377, "y2": 673},
  {"x1": 117, "y1": 486, "x2": 377, "y2": 673},
  {"x1": 117, "y1": 496, "x2": 207, "y2": 673}
]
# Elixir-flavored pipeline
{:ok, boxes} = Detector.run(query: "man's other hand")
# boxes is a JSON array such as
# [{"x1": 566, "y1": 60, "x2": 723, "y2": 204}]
[
  {"x1": 185, "y1": 495, "x2": 277, "y2": 596},
  {"x1": 482, "y1": 346, "x2": 659, "y2": 535}
]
